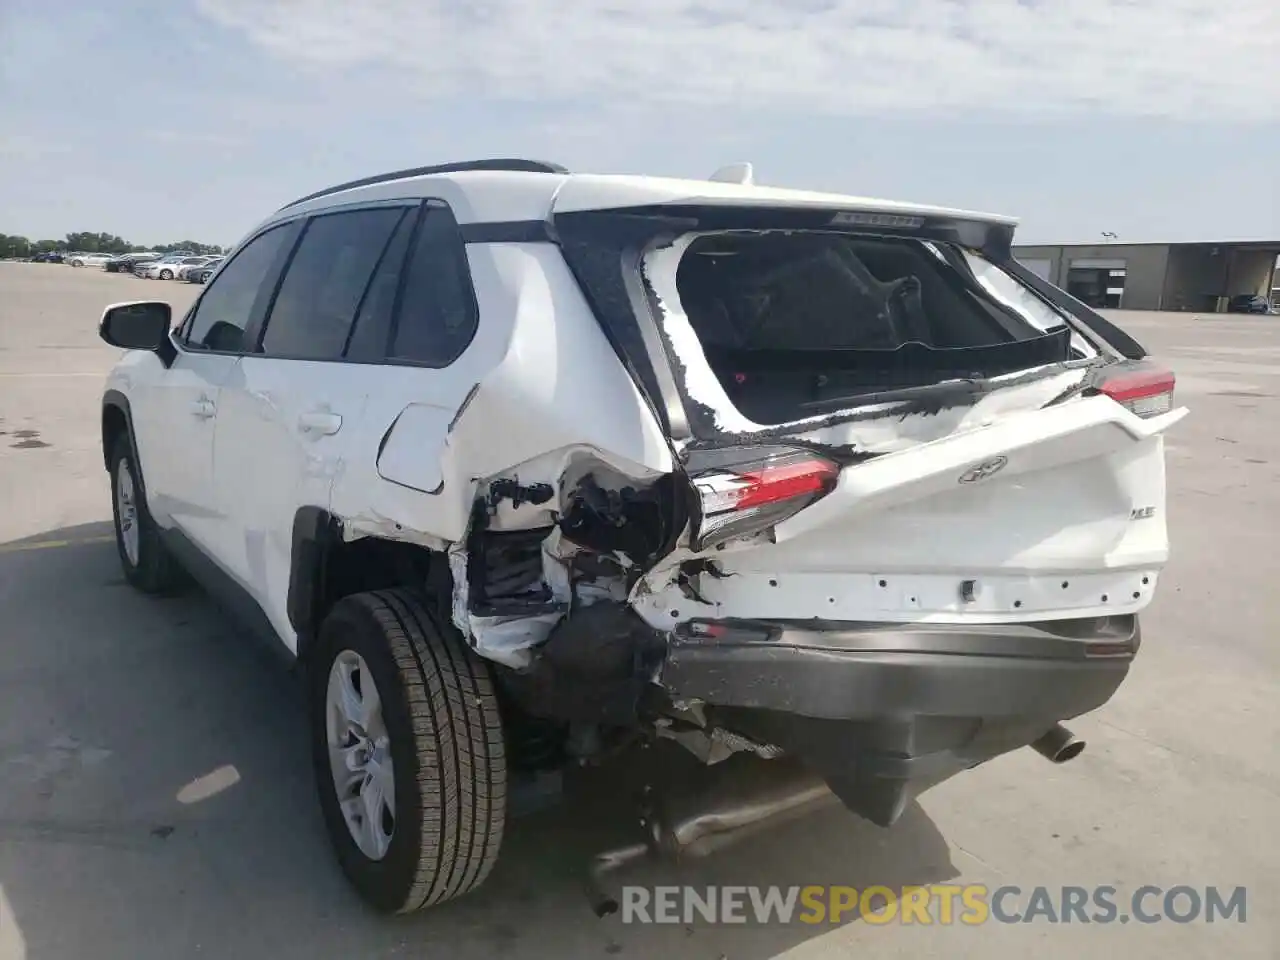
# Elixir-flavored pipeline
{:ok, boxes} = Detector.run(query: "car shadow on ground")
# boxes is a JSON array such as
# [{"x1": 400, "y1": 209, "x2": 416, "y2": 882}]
[{"x1": 0, "y1": 524, "x2": 960, "y2": 960}]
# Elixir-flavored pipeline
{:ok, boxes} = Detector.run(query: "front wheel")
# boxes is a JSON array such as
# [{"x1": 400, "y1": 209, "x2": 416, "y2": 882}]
[
  {"x1": 109, "y1": 435, "x2": 183, "y2": 593},
  {"x1": 159, "y1": 269, "x2": 173, "y2": 280},
  {"x1": 310, "y1": 589, "x2": 507, "y2": 913}
]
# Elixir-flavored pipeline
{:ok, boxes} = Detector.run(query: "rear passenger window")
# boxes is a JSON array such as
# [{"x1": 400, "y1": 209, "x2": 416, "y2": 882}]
[
  {"x1": 342, "y1": 202, "x2": 479, "y2": 367},
  {"x1": 388, "y1": 204, "x2": 478, "y2": 366},
  {"x1": 260, "y1": 207, "x2": 407, "y2": 360},
  {"x1": 343, "y1": 211, "x2": 417, "y2": 362}
]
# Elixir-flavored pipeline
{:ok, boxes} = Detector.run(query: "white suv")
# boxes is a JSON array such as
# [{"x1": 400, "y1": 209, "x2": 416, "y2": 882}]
[
  {"x1": 68, "y1": 252, "x2": 112, "y2": 268},
  {"x1": 138, "y1": 255, "x2": 209, "y2": 280},
  {"x1": 98, "y1": 158, "x2": 1186, "y2": 915}
]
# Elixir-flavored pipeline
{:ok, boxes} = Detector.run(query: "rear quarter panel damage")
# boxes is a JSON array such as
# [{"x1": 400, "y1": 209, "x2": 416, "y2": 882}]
[{"x1": 330, "y1": 241, "x2": 677, "y2": 666}]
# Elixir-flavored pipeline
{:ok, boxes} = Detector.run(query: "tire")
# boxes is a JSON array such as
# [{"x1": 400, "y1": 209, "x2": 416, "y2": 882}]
[
  {"x1": 109, "y1": 435, "x2": 183, "y2": 593},
  {"x1": 159, "y1": 269, "x2": 173, "y2": 280},
  {"x1": 310, "y1": 588, "x2": 507, "y2": 914}
]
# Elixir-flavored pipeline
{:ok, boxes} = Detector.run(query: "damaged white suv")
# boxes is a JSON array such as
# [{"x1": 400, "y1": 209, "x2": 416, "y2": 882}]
[{"x1": 99, "y1": 158, "x2": 1185, "y2": 914}]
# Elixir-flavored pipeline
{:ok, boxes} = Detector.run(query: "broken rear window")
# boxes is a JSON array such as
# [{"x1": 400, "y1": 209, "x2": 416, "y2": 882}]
[{"x1": 661, "y1": 232, "x2": 1073, "y2": 425}]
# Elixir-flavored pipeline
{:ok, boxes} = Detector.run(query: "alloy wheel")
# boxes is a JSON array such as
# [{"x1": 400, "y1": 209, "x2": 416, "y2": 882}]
[{"x1": 325, "y1": 650, "x2": 396, "y2": 860}]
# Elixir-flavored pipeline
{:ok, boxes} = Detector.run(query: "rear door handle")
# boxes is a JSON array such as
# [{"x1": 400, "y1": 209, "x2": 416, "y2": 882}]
[
  {"x1": 297, "y1": 411, "x2": 342, "y2": 436},
  {"x1": 189, "y1": 399, "x2": 216, "y2": 419}
]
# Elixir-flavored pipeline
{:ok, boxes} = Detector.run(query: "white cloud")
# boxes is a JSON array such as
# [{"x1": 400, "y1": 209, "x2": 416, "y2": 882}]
[{"x1": 195, "y1": 0, "x2": 1278, "y2": 121}]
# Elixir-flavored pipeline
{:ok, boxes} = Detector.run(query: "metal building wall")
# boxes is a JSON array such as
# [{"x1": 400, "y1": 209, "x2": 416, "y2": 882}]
[{"x1": 1011, "y1": 244, "x2": 1171, "y2": 309}]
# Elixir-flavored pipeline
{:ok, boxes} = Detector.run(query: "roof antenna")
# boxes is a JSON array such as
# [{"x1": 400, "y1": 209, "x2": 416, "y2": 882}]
[{"x1": 708, "y1": 162, "x2": 754, "y2": 185}]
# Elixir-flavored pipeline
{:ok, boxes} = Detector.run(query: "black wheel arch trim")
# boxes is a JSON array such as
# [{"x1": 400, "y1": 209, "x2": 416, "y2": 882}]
[
  {"x1": 288, "y1": 506, "x2": 345, "y2": 659},
  {"x1": 101, "y1": 390, "x2": 148, "y2": 502}
]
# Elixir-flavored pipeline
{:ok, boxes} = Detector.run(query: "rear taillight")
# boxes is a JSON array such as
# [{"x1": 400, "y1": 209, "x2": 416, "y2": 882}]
[
  {"x1": 688, "y1": 447, "x2": 839, "y2": 550},
  {"x1": 1094, "y1": 362, "x2": 1175, "y2": 418}
]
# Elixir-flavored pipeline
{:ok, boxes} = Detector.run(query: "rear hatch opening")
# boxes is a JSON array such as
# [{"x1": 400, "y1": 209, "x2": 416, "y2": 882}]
[
  {"x1": 546, "y1": 203, "x2": 1182, "y2": 629},
  {"x1": 642, "y1": 229, "x2": 1098, "y2": 437},
  {"x1": 603, "y1": 223, "x2": 1187, "y2": 630}
]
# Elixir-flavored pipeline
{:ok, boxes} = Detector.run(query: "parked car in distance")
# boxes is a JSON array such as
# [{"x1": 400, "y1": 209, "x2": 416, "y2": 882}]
[
  {"x1": 106, "y1": 252, "x2": 160, "y2": 273},
  {"x1": 138, "y1": 255, "x2": 209, "y2": 280},
  {"x1": 31, "y1": 251, "x2": 65, "y2": 263},
  {"x1": 184, "y1": 256, "x2": 224, "y2": 282},
  {"x1": 135, "y1": 257, "x2": 177, "y2": 279},
  {"x1": 68, "y1": 253, "x2": 113, "y2": 268},
  {"x1": 97, "y1": 157, "x2": 1186, "y2": 917},
  {"x1": 176, "y1": 256, "x2": 221, "y2": 280},
  {"x1": 1227, "y1": 294, "x2": 1278, "y2": 315}
]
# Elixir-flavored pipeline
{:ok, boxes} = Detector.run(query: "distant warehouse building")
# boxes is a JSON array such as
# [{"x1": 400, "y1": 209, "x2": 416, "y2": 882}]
[{"x1": 1011, "y1": 240, "x2": 1279, "y2": 312}]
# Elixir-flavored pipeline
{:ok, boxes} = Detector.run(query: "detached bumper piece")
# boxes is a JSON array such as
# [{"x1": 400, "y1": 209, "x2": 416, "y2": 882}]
[{"x1": 661, "y1": 615, "x2": 1140, "y2": 827}]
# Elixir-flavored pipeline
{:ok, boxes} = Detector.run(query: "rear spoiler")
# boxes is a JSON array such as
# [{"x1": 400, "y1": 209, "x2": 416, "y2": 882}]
[{"x1": 556, "y1": 203, "x2": 1018, "y2": 262}]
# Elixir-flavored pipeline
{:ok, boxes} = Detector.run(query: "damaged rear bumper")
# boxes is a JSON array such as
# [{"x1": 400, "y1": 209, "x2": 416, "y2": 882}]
[{"x1": 660, "y1": 615, "x2": 1139, "y2": 826}]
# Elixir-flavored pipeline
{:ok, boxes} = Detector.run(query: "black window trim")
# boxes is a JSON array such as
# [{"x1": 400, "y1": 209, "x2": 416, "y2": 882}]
[
  {"x1": 245, "y1": 199, "x2": 423, "y2": 358},
  {"x1": 173, "y1": 199, "x2": 421, "y2": 359},
  {"x1": 173, "y1": 218, "x2": 305, "y2": 358},
  {"x1": 342, "y1": 207, "x2": 415, "y2": 358},
  {"x1": 369, "y1": 198, "x2": 482, "y2": 370},
  {"x1": 381, "y1": 202, "x2": 431, "y2": 359},
  {"x1": 243, "y1": 218, "x2": 311, "y2": 353},
  {"x1": 187, "y1": 197, "x2": 482, "y2": 370}
]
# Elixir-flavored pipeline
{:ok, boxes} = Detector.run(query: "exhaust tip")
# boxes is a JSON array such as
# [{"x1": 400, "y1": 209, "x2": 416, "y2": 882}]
[
  {"x1": 1030, "y1": 724, "x2": 1086, "y2": 764},
  {"x1": 1051, "y1": 738, "x2": 1086, "y2": 763}
]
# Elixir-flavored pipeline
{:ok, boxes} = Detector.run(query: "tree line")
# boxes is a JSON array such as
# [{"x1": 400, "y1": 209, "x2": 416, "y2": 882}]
[{"x1": 0, "y1": 231, "x2": 225, "y2": 259}]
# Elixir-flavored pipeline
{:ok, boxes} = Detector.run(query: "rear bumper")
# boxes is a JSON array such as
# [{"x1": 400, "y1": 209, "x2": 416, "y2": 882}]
[
  {"x1": 664, "y1": 616, "x2": 1138, "y2": 720},
  {"x1": 660, "y1": 616, "x2": 1139, "y2": 826}
]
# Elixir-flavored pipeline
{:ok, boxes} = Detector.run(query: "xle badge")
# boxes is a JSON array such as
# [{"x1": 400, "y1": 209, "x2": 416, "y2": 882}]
[{"x1": 958, "y1": 456, "x2": 1008, "y2": 484}]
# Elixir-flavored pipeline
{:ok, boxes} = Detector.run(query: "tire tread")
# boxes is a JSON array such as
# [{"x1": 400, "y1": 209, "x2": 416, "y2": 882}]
[{"x1": 343, "y1": 588, "x2": 506, "y2": 913}]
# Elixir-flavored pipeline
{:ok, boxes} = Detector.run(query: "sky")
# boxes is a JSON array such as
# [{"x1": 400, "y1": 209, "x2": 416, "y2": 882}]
[{"x1": 1, "y1": 0, "x2": 1276, "y2": 248}]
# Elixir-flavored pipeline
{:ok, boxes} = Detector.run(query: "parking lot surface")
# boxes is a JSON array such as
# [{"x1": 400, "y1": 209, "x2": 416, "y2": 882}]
[{"x1": 1, "y1": 264, "x2": 1276, "y2": 959}]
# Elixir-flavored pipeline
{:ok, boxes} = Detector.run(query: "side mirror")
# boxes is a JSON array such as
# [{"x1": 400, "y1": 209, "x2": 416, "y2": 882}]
[{"x1": 100, "y1": 301, "x2": 176, "y2": 364}]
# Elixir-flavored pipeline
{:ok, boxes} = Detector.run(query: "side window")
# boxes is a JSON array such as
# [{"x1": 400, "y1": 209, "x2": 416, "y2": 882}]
[
  {"x1": 344, "y1": 210, "x2": 418, "y2": 362},
  {"x1": 259, "y1": 207, "x2": 407, "y2": 361},
  {"x1": 185, "y1": 225, "x2": 294, "y2": 352},
  {"x1": 388, "y1": 204, "x2": 478, "y2": 366}
]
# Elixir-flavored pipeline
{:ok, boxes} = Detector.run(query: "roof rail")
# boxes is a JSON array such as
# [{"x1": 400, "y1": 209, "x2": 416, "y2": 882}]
[{"x1": 278, "y1": 158, "x2": 569, "y2": 211}]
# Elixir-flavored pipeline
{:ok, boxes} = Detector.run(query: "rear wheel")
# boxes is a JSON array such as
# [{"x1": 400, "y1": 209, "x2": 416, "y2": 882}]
[
  {"x1": 159, "y1": 268, "x2": 173, "y2": 280},
  {"x1": 310, "y1": 589, "x2": 507, "y2": 913}
]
